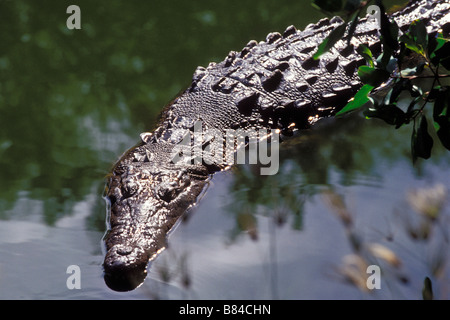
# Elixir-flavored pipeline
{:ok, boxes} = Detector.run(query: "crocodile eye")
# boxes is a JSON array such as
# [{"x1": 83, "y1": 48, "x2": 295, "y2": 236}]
[
  {"x1": 113, "y1": 164, "x2": 127, "y2": 175},
  {"x1": 122, "y1": 181, "x2": 138, "y2": 198},
  {"x1": 158, "y1": 187, "x2": 178, "y2": 202}
]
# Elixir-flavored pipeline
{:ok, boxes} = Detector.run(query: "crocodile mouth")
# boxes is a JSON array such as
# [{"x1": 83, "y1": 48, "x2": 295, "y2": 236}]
[{"x1": 103, "y1": 244, "x2": 150, "y2": 292}]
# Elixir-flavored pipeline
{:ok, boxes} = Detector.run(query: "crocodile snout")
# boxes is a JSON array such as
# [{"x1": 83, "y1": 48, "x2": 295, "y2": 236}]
[{"x1": 103, "y1": 244, "x2": 150, "y2": 292}]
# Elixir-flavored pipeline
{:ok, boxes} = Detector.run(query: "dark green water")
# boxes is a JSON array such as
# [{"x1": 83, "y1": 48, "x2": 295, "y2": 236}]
[{"x1": 0, "y1": 0, "x2": 449, "y2": 299}]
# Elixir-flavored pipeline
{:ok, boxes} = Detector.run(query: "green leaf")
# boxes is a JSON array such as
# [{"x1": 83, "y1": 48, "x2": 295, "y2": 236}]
[
  {"x1": 433, "y1": 87, "x2": 449, "y2": 118},
  {"x1": 383, "y1": 79, "x2": 399, "y2": 105},
  {"x1": 313, "y1": 23, "x2": 347, "y2": 59},
  {"x1": 410, "y1": 20, "x2": 428, "y2": 50},
  {"x1": 432, "y1": 41, "x2": 450, "y2": 67},
  {"x1": 345, "y1": 10, "x2": 360, "y2": 45},
  {"x1": 433, "y1": 87, "x2": 450, "y2": 150},
  {"x1": 429, "y1": 35, "x2": 448, "y2": 65},
  {"x1": 312, "y1": 0, "x2": 343, "y2": 12},
  {"x1": 382, "y1": 80, "x2": 422, "y2": 120},
  {"x1": 440, "y1": 57, "x2": 450, "y2": 70},
  {"x1": 357, "y1": 44, "x2": 374, "y2": 68},
  {"x1": 398, "y1": 20, "x2": 428, "y2": 57},
  {"x1": 410, "y1": 84, "x2": 423, "y2": 98},
  {"x1": 427, "y1": 86, "x2": 445, "y2": 102},
  {"x1": 412, "y1": 115, "x2": 434, "y2": 162},
  {"x1": 377, "y1": 2, "x2": 399, "y2": 52},
  {"x1": 358, "y1": 65, "x2": 390, "y2": 87},
  {"x1": 406, "y1": 96, "x2": 422, "y2": 115},
  {"x1": 427, "y1": 33, "x2": 446, "y2": 61},
  {"x1": 364, "y1": 104, "x2": 407, "y2": 128},
  {"x1": 399, "y1": 34, "x2": 424, "y2": 56},
  {"x1": 427, "y1": 33, "x2": 438, "y2": 56},
  {"x1": 400, "y1": 67, "x2": 417, "y2": 77},
  {"x1": 376, "y1": 17, "x2": 398, "y2": 71},
  {"x1": 336, "y1": 84, "x2": 374, "y2": 116},
  {"x1": 400, "y1": 63, "x2": 425, "y2": 77},
  {"x1": 376, "y1": 51, "x2": 397, "y2": 73},
  {"x1": 435, "y1": 118, "x2": 450, "y2": 150}
]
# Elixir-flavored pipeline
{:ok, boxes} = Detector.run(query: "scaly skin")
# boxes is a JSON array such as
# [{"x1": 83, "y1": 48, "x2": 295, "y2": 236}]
[{"x1": 103, "y1": 0, "x2": 450, "y2": 291}]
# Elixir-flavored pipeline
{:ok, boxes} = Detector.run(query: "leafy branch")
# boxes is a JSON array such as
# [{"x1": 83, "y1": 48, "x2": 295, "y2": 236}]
[{"x1": 312, "y1": 0, "x2": 450, "y2": 163}]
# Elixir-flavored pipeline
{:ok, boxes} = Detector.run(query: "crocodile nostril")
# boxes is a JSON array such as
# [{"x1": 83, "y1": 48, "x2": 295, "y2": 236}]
[
  {"x1": 158, "y1": 186, "x2": 178, "y2": 202},
  {"x1": 116, "y1": 245, "x2": 133, "y2": 256},
  {"x1": 103, "y1": 245, "x2": 150, "y2": 292}
]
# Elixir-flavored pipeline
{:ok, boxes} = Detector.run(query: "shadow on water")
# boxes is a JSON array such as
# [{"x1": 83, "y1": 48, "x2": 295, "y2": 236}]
[
  {"x1": 218, "y1": 113, "x2": 449, "y2": 299},
  {"x1": 0, "y1": 0, "x2": 448, "y2": 299},
  {"x1": 141, "y1": 112, "x2": 448, "y2": 299}
]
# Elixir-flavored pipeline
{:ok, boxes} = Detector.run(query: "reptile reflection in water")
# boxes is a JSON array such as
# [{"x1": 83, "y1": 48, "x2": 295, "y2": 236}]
[{"x1": 102, "y1": 0, "x2": 450, "y2": 291}]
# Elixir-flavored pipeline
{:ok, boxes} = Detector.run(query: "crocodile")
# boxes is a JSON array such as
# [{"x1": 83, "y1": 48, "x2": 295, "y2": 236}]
[{"x1": 103, "y1": 0, "x2": 450, "y2": 291}]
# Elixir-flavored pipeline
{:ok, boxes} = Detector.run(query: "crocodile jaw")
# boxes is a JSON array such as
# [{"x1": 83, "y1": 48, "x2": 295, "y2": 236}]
[{"x1": 102, "y1": 147, "x2": 208, "y2": 291}]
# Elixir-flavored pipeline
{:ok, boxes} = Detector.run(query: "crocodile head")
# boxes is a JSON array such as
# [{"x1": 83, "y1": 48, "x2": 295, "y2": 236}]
[{"x1": 102, "y1": 141, "x2": 209, "y2": 291}]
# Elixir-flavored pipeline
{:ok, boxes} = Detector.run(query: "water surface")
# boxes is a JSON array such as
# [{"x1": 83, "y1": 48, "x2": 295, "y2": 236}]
[{"x1": 0, "y1": 0, "x2": 449, "y2": 299}]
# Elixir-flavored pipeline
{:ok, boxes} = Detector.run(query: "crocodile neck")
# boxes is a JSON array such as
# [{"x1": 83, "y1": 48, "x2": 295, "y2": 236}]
[{"x1": 103, "y1": 0, "x2": 450, "y2": 291}]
